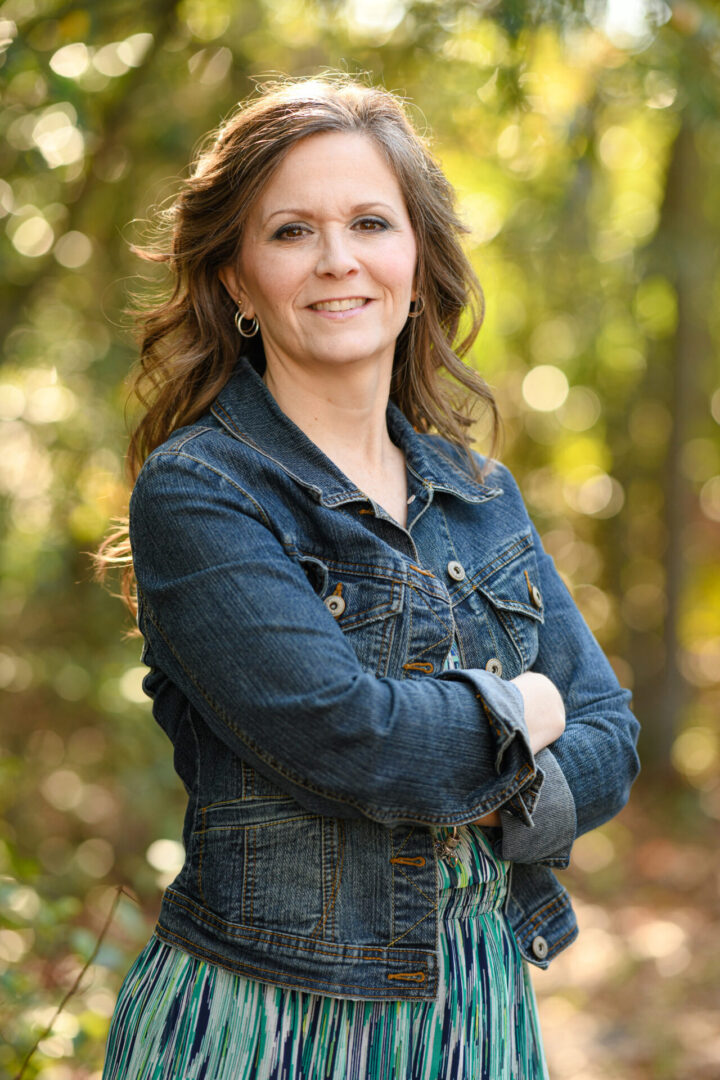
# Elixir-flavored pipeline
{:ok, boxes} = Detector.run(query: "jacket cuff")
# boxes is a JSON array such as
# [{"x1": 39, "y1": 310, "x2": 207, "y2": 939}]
[
  {"x1": 436, "y1": 668, "x2": 536, "y2": 816},
  {"x1": 499, "y1": 749, "x2": 576, "y2": 867},
  {"x1": 502, "y1": 762, "x2": 545, "y2": 826}
]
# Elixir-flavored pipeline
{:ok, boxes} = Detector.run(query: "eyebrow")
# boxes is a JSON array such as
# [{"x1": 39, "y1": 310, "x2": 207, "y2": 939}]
[{"x1": 262, "y1": 202, "x2": 398, "y2": 226}]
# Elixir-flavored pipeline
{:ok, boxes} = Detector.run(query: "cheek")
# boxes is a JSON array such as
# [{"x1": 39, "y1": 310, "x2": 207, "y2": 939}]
[
  {"x1": 382, "y1": 240, "x2": 417, "y2": 292},
  {"x1": 369, "y1": 243, "x2": 413, "y2": 285},
  {"x1": 387, "y1": 254, "x2": 417, "y2": 295},
  {"x1": 248, "y1": 264, "x2": 296, "y2": 312},
  {"x1": 239, "y1": 238, "x2": 300, "y2": 312}
]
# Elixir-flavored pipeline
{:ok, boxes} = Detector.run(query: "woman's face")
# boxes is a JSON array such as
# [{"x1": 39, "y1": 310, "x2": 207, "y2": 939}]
[{"x1": 222, "y1": 131, "x2": 418, "y2": 381}]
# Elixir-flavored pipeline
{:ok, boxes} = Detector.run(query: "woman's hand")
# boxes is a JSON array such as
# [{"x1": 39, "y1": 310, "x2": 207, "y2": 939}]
[
  {"x1": 510, "y1": 671, "x2": 566, "y2": 755},
  {"x1": 469, "y1": 672, "x2": 565, "y2": 828}
]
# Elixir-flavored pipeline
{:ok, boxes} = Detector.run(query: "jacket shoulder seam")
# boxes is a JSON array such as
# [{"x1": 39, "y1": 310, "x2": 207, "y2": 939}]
[{"x1": 142, "y1": 450, "x2": 272, "y2": 529}]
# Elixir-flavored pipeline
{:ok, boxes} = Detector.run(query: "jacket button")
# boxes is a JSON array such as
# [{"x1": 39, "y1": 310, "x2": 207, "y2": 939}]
[
  {"x1": 531, "y1": 935, "x2": 548, "y2": 960},
  {"x1": 447, "y1": 560, "x2": 466, "y2": 581},
  {"x1": 530, "y1": 584, "x2": 543, "y2": 609},
  {"x1": 324, "y1": 594, "x2": 346, "y2": 617},
  {"x1": 485, "y1": 658, "x2": 503, "y2": 677}
]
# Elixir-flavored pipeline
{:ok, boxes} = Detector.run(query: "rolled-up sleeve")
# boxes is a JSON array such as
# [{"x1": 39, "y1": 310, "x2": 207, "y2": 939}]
[
  {"x1": 486, "y1": 474, "x2": 639, "y2": 867},
  {"x1": 498, "y1": 749, "x2": 577, "y2": 866}
]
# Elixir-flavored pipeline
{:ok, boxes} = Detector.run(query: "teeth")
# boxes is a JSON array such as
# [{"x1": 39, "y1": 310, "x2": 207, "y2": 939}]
[{"x1": 311, "y1": 298, "x2": 367, "y2": 312}]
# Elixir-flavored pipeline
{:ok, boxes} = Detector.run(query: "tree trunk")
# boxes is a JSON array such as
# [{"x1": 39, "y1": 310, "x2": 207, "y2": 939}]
[{"x1": 633, "y1": 116, "x2": 711, "y2": 769}]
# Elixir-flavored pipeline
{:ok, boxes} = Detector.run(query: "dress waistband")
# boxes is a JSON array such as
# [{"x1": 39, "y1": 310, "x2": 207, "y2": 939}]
[{"x1": 438, "y1": 873, "x2": 508, "y2": 919}]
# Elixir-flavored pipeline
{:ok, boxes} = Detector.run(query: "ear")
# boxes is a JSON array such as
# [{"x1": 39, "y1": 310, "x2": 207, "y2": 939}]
[{"x1": 219, "y1": 267, "x2": 255, "y2": 319}]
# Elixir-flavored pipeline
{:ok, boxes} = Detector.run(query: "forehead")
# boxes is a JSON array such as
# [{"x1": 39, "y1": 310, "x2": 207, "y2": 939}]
[{"x1": 254, "y1": 130, "x2": 406, "y2": 212}]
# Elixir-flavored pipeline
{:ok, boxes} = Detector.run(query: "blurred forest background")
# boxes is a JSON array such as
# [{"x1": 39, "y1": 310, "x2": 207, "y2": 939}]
[{"x1": 1, "y1": 0, "x2": 719, "y2": 1076}]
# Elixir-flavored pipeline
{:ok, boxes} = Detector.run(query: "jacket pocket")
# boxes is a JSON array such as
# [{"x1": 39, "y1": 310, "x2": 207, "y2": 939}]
[
  {"x1": 305, "y1": 557, "x2": 404, "y2": 677},
  {"x1": 460, "y1": 534, "x2": 545, "y2": 676},
  {"x1": 328, "y1": 575, "x2": 403, "y2": 677},
  {"x1": 192, "y1": 797, "x2": 343, "y2": 940}
]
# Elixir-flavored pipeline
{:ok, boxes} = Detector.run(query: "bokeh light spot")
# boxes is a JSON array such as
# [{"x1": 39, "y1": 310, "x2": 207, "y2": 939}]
[
  {"x1": 574, "y1": 584, "x2": 613, "y2": 632},
  {"x1": 9, "y1": 214, "x2": 54, "y2": 257},
  {"x1": 54, "y1": 662, "x2": 91, "y2": 701},
  {"x1": 117, "y1": 32, "x2": 153, "y2": 67},
  {"x1": 0, "y1": 927, "x2": 34, "y2": 963},
  {"x1": 32, "y1": 105, "x2": 84, "y2": 167},
  {"x1": 622, "y1": 582, "x2": 666, "y2": 631},
  {"x1": 679, "y1": 640, "x2": 720, "y2": 688},
  {"x1": 572, "y1": 830, "x2": 615, "y2": 872},
  {"x1": 628, "y1": 918, "x2": 687, "y2": 961},
  {"x1": 645, "y1": 69, "x2": 677, "y2": 109},
  {"x1": 558, "y1": 386, "x2": 601, "y2": 432},
  {"x1": 0, "y1": 383, "x2": 26, "y2": 420},
  {"x1": 522, "y1": 365, "x2": 569, "y2": 412},
  {"x1": 119, "y1": 666, "x2": 149, "y2": 704},
  {"x1": 0, "y1": 179, "x2": 14, "y2": 217},
  {"x1": 345, "y1": 0, "x2": 406, "y2": 36},
  {"x1": 634, "y1": 275, "x2": 678, "y2": 337},
  {"x1": 461, "y1": 192, "x2": 504, "y2": 245},
  {"x1": 25, "y1": 385, "x2": 77, "y2": 423},
  {"x1": 672, "y1": 728, "x2": 718, "y2": 777},
  {"x1": 146, "y1": 838, "x2": 185, "y2": 873},
  {"x1": 711, "y1": 388, "x2": 720, "y2": 425},
  {"x1": 49, "y1": 42, "x2": 90, "y2": 78},
  {"x1": 0, "y1": 649, "x2": 33, "y2": 691},
  {"x1": 93, "y1": 42, "x2": 131, "y2": 78},
  {"x1": 41, "y1": 768, "x2": 84, "y2": 811},
  {"x1": 598, "y1": 125, "x2": 647, "y2": 171},
  {"x1": 74, "y1": 838, "x2": 115, "y2": 877},
  {"x1": 564, "y1": 469, "x2": 625, "y2": 518},
  {"x1": 699, "y1": 476, "x2": 720, "y2": 522},
  {"x1": 180, "y1": 0, "x2": 232, "y2": 40},
  {"x1": 529, "y1": 317, "x2": 578, "y2": 365},
  {"x1": 54, "y1": 230, "x2": 92, "y2": 268},
  {"x1": 6, "y1": 885, "x2": 41, "y2": 919}
]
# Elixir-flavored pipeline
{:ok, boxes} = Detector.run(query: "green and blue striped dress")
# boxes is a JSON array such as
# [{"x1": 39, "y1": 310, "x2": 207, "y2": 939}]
[{"x1": 103, "y1": 647, "x2": 548, "y2": 1080}]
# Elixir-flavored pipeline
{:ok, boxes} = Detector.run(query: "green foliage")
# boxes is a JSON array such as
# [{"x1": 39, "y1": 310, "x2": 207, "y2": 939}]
[{"x1": 1, "y1": 0, "x2": 719, "y2": 1076}]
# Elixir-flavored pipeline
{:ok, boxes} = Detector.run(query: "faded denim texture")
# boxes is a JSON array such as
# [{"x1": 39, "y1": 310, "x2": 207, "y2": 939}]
[{"x1": 130, "y1": 357, "x2": 640, "y2": 1001}]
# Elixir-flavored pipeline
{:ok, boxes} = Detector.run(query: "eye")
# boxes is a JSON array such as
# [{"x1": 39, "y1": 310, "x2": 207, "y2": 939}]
[
  {"x1": 273, "y1": 223, "x2": 310, "y2": 240},
  {"x1": 353, "y1": 216, "x2": 390, "y2": 232}
]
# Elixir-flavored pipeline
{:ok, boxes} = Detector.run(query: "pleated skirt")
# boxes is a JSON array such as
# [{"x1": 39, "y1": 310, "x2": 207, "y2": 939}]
[{"x1": 103, "y1": 827, "x2": 548, "y2": 1080}]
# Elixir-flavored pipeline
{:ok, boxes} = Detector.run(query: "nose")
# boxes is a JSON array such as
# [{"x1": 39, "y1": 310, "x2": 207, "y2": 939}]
[{"x1": 314, "y1": 228, "x2": 359, "y2": 278}]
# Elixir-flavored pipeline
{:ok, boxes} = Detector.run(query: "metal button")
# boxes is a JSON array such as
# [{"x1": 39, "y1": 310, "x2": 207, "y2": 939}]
[
  {"x1": 485, "y1": 658, "x2": 503, "y2": 677},
  {"x1": 531, "y1": 935, "x2": 549, "y2": 960},
  {"x1": 324, "y1": 594, "x2": 345, "y2": 617},
  {"x1": 531, "y1": 584, "x2": 543, "y2": 609},
  {"x1": 447, "y1": 560, "x2": 466, "y2": 582}
]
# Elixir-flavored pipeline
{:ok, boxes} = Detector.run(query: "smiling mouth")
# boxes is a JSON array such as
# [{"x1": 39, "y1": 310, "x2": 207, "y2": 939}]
[{"x1": 308, "y1": 298, "x2": 369, "y2": 312}]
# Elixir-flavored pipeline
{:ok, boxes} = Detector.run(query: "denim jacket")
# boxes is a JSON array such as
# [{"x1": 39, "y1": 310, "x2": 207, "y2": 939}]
[{"x1": 130, "y1": 357, "x2": 640, "y2": 1001}]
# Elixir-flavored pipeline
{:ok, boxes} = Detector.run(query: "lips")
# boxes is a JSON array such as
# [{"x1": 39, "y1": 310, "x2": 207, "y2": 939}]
[{"x1": 308, "y1": 297, "x2": 369, "y2": 312}]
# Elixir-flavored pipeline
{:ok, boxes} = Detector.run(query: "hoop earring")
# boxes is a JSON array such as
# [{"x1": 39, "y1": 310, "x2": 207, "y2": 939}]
[
  {"x1": 408, "y1": 296, "x2": 425, "y2": 318},
  {"x1": 235, "y1": 308, "x2": 260, "y2": 338}
]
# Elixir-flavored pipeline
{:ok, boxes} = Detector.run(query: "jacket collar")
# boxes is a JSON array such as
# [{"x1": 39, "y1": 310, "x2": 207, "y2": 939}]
[{"x1": 211, "y1": 358, "x2": 502, "y2": 507}]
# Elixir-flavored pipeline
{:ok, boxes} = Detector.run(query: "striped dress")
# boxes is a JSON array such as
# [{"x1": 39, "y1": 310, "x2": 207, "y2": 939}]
[{"x1": 103, "y1": 647, "x2": 548, "y2": 1080}]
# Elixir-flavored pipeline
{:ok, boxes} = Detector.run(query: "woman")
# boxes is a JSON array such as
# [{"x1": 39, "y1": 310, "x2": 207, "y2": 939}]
[{"x1": 99, "y1": 77, "x2": 640, "y2": 1079}]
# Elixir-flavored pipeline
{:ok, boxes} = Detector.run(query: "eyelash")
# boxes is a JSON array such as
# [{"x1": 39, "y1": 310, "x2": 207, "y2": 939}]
[{"x1": 273, "y1": 217, "x2": 390, "y2": 240}]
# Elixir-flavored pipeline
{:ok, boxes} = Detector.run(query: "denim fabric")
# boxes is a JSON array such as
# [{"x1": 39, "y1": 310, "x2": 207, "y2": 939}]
[{"x1": 130, "y1": 357, "x2": 640, "y2": 1001}]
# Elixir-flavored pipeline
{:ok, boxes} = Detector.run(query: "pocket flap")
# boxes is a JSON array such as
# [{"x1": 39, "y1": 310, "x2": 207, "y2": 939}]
[
  {"x1": 323, "y1": 576, "x2": 404, "y2": 631},
  {"x1": 198, "y1": 796, "x2": 311, "y2": 830},
  {"x1": 470, "y1": 534, "x2": 545, "y2": 624}
]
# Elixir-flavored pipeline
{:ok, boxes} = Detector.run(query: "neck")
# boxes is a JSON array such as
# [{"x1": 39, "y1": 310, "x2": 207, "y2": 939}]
[{"x1": 262, "y1": 355, "x2": 397, "y2": 475}]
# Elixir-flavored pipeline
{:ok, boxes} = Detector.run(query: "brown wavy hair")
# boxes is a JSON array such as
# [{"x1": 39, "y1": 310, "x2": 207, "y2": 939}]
[{"x1": 96, "y1": 74, "x2": 499, "y2": 613}]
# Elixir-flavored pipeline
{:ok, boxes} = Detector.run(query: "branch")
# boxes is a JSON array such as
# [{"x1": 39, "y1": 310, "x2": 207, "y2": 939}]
[{"x1": 13, "y1": 884, "x2": 138, "y2": 1080}]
